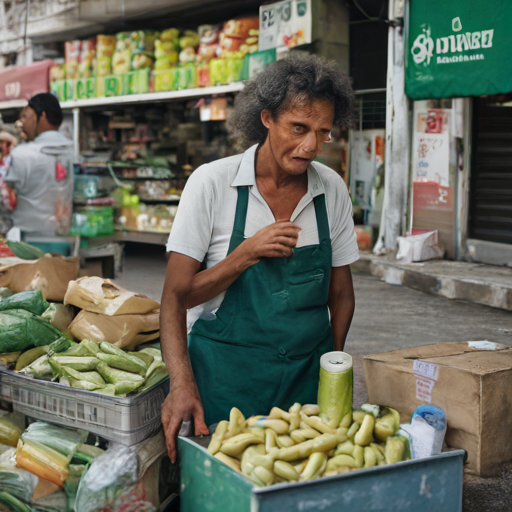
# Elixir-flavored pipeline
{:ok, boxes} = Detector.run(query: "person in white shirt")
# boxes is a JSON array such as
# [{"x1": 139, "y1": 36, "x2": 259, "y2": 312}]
[
  {"x1": 7, "y1": 93, "x2": 73, "y2": 237},
  {"x1": 161, "y1": 54, "x2": 359, "y2": 461}
]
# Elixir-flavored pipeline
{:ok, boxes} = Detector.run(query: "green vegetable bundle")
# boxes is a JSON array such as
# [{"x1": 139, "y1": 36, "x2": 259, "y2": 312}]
[
  {"x1": 15, "y1": 339, "x2": 168, "y2": 397},
  {"x1": 0, "y1": 309, "x2": 66, "y2": 354},
  {"x1": 0, "y1": 290, "x2": 49, "y2": 316}
]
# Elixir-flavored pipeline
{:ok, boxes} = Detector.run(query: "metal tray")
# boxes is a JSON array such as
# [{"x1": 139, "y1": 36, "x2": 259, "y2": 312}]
[
  {"x1": 0, "y1": 367, "x2": 168, "y2": 446},
  {"x1": 178, "y1": 436, "x2": 465, "y2": 512}
]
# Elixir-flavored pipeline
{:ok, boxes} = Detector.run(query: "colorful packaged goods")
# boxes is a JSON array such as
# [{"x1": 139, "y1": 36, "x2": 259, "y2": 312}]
[
  {"x1": 96, "y1": 35, "x2": 116, "y2": 76},
  {"x1": 65, "y1": 40, "x2": 81, "y2": 80},
  {"x1": 112, "y1": 32, "x2": 132, "y2": 75},
  {"x1": 78, "y1": 38, "x2": 96, "y2": 78},
  {"x1": 154, "y1": 28, "x2": 180, "y2": 71}
]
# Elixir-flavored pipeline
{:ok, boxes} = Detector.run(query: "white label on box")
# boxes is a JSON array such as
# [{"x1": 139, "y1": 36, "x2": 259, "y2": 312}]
[
  {"x1": 415, "y1": 376, "x2": 435, "y2": 403},
  {"x1": 413, "y1": 360, "x2": 439, "y2": 381}
]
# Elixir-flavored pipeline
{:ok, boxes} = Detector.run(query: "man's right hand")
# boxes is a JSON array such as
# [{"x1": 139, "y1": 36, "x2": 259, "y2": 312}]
[
  {"x1": 161, "y1": 377, "x2": 210, "y2": 463},
  {"x1": 239, "y1": 220, "x2": 301, "y2": 264}
]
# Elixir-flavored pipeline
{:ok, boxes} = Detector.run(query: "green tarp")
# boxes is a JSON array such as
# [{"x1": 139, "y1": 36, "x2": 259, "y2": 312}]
[{"x1": 405, "y1": 0, "x2": 512, "y2": 99}]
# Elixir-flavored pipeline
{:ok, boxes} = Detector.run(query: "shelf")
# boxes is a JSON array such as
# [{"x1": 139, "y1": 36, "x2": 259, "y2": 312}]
[
  {"x1": 114, "y1": 229, "x2": 170, "y2": 246},
  {"x1": 60, "y1": 83, "x2": 244, "y2": 110},
  {"x1": 138, "y1": 197, "x2": 180, "y2": 204}
]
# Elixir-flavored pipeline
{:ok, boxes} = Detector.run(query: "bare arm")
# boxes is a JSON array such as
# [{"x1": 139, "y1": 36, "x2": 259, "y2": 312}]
[
  {"x1": 184, "y1": 220, "x2": 301, "y2": 309},
  {"x1": 327, "y1": 265, "x2": 355, "y2": 352}
]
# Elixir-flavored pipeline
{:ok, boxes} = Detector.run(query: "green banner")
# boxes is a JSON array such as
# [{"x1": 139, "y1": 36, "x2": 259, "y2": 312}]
[{"x1": 405, "y1": 0, "x2": 512, "y2": 99}]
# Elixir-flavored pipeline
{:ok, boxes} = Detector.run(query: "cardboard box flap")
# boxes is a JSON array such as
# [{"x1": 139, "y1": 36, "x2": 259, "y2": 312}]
[
  {"x1": 364, "y1": 341, "x2": 510, "y2": 366},
  {"x1": 422, "y1": 349, "x2": 512, "y2": 375}
]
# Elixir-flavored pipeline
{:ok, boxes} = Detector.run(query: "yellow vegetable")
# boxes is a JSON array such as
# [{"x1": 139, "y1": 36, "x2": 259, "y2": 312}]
[
  {"x1": 352, "y1": 445, "x2": 364, "y2": 468},
  {"x1": 346, "y1": 421, "x2": 360, "y2": 440},
  {"x1": 253, "y1": 419, "x2": 289, "y2": 435},
  {"x1": 274, "y1": 460, "x2": 300, "y2": 481},
  {"x1": 301, "y1": 452, "x2": 327, "y2": 481},
  {"x1": 326, "y1": 454, "x2": 357, "y2": 472},
  {"x1": 364, "y1": 446, "x2": 377, "y2": 467},
  {"x1": 339, "y1": 412, "x2": 352, "y2": 429},
  {"x1": 335, "y1": 440, "x2": 355, "y2": 456},
  {"x1": 253, "y1": 465, "x2": 275, "y2": 486},
  {"x1": 276, "y1": 435, "x2": 294, "y2": 448},
  {"x1": 208, "y1": 420, "x2": 228, "y2": 455},
  {"x1": 241, "y1": 444, "x2": 266, "y2": 476},
  {"x1": 215, "y1": 452, "x2": 241, "y2": 472},
  {"x1": 300, "y1": 414, "x2": 336, "y2": 435},
  {"x1": 354, "y1": 414, "x2": 375, "y2": 446},
  {"x1": 301, "y1": 404, "x2": 320, "y2": 416},
  {"x1": 228, "y1": 407, "x2": 246, "y2": 437},
  {"x1": 220, "y1": 433, "x2": 263, "y2": 457},
  {"x1": 269, "y1": 407, "x2": 291, "y2": 422},
  {"x1": 265, "y1": 428, "x2": 277, "y2": 452},
  {"x1": 352, "y1": 410, "x2": 367, "y2": 424}
]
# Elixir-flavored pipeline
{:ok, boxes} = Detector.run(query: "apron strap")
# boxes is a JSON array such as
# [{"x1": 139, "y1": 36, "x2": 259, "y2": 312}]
[
  {"x1": 313, "y1": 194, "x2": 330, "y2": 244},
  {"x1": 228, "y1": 186, "x2": 249, "y2": 254}
]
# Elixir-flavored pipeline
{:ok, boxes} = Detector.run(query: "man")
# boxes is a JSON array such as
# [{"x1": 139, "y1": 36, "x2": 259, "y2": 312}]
[
  {"x1": 161, "y1": 54, "x2": 358, "y2": 461},
  {"x1": 7, "y1": 93, "x2": 73, "y2": 237}
]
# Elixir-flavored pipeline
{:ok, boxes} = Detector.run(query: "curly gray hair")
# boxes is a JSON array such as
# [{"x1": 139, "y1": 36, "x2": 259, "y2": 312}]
[{"x1": 228, "y1": 53, "x2": 355, "y2": 147}]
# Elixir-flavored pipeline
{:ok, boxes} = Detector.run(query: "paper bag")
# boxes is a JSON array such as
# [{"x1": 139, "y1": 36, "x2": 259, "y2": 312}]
[
  {"x1": 0, "y1": 256, "x2": 80, "y2": 302},
  {"x1": 396, "y1": 231, "x2": 444, "y2": 264},
  {"x1": 64, "y1": 276, "x2": 160, "y2": 316},
  {"x1": 68, "y1": 309, "x2": 160, "y2": 350}
]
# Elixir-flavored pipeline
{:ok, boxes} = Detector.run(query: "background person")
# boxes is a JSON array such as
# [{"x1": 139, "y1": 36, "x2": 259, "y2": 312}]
[{"x1": 6, "y1": 93, "x2": 73, "y2": 238}]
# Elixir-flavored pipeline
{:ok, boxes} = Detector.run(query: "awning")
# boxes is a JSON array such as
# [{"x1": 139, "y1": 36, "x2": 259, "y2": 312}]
[
  {"x1": 405, "y1": 0, "x2": 512, "y2": 100},
  {"x1": 0, "y1": 60, "x2": 53, "y2": 103}
]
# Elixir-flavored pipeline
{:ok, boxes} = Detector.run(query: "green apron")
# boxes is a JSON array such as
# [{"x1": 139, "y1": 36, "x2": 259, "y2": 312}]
[{"x1": 189, "y1": 185, "x2": 333, "y2": 426}]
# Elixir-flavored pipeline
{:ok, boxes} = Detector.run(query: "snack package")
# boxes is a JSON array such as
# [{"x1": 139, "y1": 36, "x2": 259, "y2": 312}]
[
  {"x1": 50, "y1": 63, "x2": 66, "y2": 82},
  {"x1": 64, "y1": 276, "x2": 159, "y2": 316},
  {"x1": 79, "y1": 38, "x2": 96, "y2": 78},
  {"x1": 112, "y1": 33, "x2": 132, "y2": 75},
  {"x1": 154, "y1": 29, "x2": 180, "y2": 71},
  {"x1": 178, "y1": 30, "x2": 199, "y2": 50},
  {"x1": 178, "y1": 64, "x2": 197, "y2": 90},
  {"x1": 96, "y1": 35, "x2": 116, "y2": 76},
  {"x1": 65, "y1": 40, "x2": 81, "y2": 80}
]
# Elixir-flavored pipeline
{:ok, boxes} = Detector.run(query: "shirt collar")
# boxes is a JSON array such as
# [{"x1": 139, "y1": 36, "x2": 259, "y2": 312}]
[{"x1": 231, "y1": 144, "x2": 325, "y2": 198}]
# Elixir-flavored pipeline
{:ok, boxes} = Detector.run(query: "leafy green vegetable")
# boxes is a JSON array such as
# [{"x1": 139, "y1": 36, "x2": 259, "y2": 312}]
[
  {"x1": 0, "y1": 310, "x2": 66, "y2": 353},
  {"x1": 0, "y1": 290, "x2": 49, "y2": 316}
]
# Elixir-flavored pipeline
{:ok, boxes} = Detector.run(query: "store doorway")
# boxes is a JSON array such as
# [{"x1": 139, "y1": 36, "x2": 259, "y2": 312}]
[{"x1": 469, "y1": 95, "x2": 512, "y2": 246}]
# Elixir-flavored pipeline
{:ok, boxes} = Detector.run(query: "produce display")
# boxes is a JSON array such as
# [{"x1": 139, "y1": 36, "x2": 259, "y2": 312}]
[
  {"x1": 208, "y1": 403, "x2": 410, "y2": 487},
  {"x1": 50, "y1": 16, "x2": 275, "y2": 101},
  {"x1": 0, "y1": 418, "x2": 105, "y2": 511}
]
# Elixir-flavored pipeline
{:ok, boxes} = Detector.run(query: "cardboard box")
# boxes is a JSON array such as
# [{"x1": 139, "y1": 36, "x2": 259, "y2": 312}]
[{"x1": 364, "y1": 341, "x2": 512, "y2": 476}]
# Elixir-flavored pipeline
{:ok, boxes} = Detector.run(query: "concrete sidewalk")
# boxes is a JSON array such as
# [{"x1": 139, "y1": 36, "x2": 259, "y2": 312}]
[{"x1": 352, "y1": 253, "x2": 512, "y2": 312}]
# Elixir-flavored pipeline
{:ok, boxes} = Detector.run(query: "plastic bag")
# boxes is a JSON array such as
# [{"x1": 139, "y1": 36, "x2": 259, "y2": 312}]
[
  {"x1": 0, "y1": 256, "x2": 80, "y2": 302},
  {"x1": 16, "y1": 438, "x2": 70, "y2": 487},
  {"x1": 41, "y1": 303, "x2": 75, "y2": 336},
  {"x1": 0, "y1": 309, "x2": 66, "y2": 353},
  {"x1": 0, "y1": 289, "x2": 49, "y2": 316},
  {"x1": 75, "y1": 433, "x2": 166, "y2": 512},
  {"x1": 0, "y1": 446, "x2": 38, "y2": 503},
  {"x1": 396, "y1": 231, "x2": 444, "y2": 264},
  {"x1": 22, "y1": 422, "x2": 88, "y2": 460},
  {"x1": 69, "y1": 310, "x2": 159, "y2": 350},
  {"x1": 0, "y1": 411, "x2": 25, "y2": 447},
  {"x1": 64, "y1": 277, "x2": 159, "y2": 316}
]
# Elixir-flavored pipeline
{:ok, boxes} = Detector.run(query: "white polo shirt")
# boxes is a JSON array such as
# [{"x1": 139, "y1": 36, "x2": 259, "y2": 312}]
[{"x1": 167, "y1": 144, "x2": 359, "y2": 330}]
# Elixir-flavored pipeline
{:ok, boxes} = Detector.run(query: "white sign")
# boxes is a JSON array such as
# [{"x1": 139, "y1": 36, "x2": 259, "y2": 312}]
[
  {"x1": 259, "y1": 0, "x2": 312, "y2": 51},
  {"x1": 413, "y1": 131, "x2": 450, "y2": 187}
]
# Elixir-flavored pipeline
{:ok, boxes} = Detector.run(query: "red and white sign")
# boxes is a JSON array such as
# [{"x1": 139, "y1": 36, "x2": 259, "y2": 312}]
[{"x1": 0, "y1": 60, "x2": 53, "y2": 102}]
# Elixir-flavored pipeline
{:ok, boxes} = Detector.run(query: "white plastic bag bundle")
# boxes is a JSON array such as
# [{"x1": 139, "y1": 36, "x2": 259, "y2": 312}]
[{"x1": 396, "y1": 231, "x2": 444, "y2": 264}]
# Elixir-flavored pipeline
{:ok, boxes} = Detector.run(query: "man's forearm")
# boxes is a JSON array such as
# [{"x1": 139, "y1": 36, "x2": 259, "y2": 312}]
[
  {"x1": 185, "y1": 244, "x2": 255, "y2": 309},
  {"x1": 160, "y1": 286, "x2": 194, "y2": 385},
  {"x1": 330, "y1": 296, "x2": 355, "y2": 352}
]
